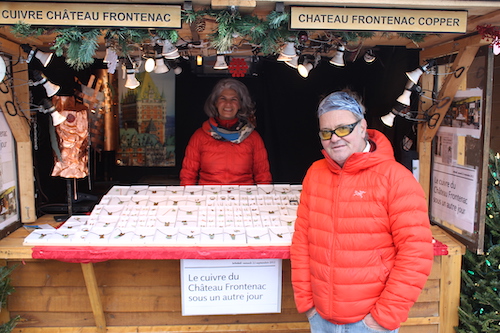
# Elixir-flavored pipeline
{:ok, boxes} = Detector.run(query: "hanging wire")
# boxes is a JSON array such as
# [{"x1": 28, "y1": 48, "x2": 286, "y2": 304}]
[{"x1": 1, "y1": 66, "x2": 36, "y2": 125}]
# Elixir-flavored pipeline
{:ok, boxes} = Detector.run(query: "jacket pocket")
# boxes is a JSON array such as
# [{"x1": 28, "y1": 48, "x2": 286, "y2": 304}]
[{"x1": 377, "y1": 249, "x2": 391, "y2": 283}]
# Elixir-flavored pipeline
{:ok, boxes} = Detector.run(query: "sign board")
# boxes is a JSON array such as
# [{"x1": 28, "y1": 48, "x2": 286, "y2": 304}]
[
  {"x1": 290, "y1": 7, "x2": 467, "y2": 33},
  {"x1": 429, "y1": 51, "x2": 492, "y2": 254},
  {"x1": 0, "y1": 2, "x2": 181, "y2": 28},
  {"x1": 431, "y1": 162, "x2": 477, "y2": 234},
  {"x1": 0, "y1": 97, "x2": 20, "y2": 231},
  {"x1": 180, "y1": 259, "x2": 282, "y2": 316}
]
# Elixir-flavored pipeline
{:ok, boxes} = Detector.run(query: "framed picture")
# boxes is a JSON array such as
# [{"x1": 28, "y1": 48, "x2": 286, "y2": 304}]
[
  {"x1": 116, "y1": 68, "x2": 176, "y2": 167},
  {"x1": 0, "y1": 111, "x2": 20, "y2": 230}
]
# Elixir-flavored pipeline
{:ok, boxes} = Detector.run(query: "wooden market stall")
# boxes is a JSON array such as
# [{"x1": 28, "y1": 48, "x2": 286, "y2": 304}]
[
  {"x1": 0, "y1": 216, "x2": 464, "y2": 333},
  {"x1": 0, "y1": 1, "x2": 499, "y2": 332}
]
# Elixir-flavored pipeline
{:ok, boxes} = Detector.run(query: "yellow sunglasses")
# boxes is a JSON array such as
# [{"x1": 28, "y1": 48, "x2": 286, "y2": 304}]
[{"x1": 319, "y1": 120, "x2": 360, "y2": 140}]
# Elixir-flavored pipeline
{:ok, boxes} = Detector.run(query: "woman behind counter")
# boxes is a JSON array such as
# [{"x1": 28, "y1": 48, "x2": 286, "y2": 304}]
[{"x1": 180, "y1": 78, "x2": 272, "y2": 185}]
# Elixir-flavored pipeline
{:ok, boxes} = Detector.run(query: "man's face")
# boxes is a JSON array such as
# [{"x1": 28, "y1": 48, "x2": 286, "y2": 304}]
[{"x1": 319, "y1": 110, "x2": 367, "y2": 167}]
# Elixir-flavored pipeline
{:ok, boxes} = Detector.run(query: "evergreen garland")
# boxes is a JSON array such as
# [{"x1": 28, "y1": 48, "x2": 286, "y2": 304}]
[
  {"x1": 210, "y1": 9, "x2": 242, "y2": 52},
  {"x1": 335, "y1": 31, "x2": 375, "y2": 43},
  {"x1": 10, "y1": 21, "x2": 46, "y2": 37},
  {"x1": 0, "y1": 264, "x2": 20, "y2": 333},
  {"x1": 456, "y1": 151, "x2": 500, "y2": 332},
  {"x1": 52, "y1": 28, "x2": 102, "y2": 70},
  {"x1": 9, "y1": 8, "x2": 430, "y2": 70}
]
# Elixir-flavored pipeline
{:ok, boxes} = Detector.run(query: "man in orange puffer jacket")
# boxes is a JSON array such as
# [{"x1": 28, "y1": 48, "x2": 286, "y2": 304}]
[{"x1": 290, "y1": 89, "x2": 434, "y2": 333}]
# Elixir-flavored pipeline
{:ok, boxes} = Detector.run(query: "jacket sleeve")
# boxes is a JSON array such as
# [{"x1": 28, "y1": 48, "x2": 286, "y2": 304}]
[
  {"x1": 371, "y1": 166, "x2": 434, "y2": 330},
  {"x1": 290, "y1": 170, "x2": 314, "y2": 313},
  {"x1": 179, "y1": 130, "x2": 202, "y2": 185},
  {"x1": 250, "y1": 131, "x2": 272, "y2": 184}
]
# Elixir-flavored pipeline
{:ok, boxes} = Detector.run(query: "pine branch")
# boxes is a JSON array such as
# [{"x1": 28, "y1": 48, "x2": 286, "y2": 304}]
[
  {"x1": 10, "y1": 8, "x2": 434, "y2": 67},
  {"x1": 10, "y1": 22, "x2": 47, "y2": 37},
  {"x1": 458, "y1": 150, "x2": 500, "y2": 331},
  {"x1": 155, "y1": 30, "x2": 179, "y2": 43}
]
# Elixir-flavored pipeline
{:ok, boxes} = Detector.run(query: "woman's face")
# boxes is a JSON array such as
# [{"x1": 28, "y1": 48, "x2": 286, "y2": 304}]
[{"x1": 216, "y1": 88, "x2": 240, "y2": 120}]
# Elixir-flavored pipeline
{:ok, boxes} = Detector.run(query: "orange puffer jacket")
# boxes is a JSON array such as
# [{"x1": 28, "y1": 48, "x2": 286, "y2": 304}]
[
  {"x1": 290, "y1": 129, "x2": 433, "y2": 331},
  {"x1": 180, "y1": 120, "x2": 272, "y2": 185}
]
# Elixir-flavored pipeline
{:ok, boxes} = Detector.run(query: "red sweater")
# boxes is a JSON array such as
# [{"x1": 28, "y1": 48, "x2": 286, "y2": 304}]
[{"x1": 180, "y1": 120, "x2": 272, "y2": 185}]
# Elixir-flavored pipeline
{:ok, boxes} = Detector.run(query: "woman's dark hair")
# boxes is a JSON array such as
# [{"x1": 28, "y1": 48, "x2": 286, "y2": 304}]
[{"x1": 204, "y1": 78, "x2": 256, "y2": 122}]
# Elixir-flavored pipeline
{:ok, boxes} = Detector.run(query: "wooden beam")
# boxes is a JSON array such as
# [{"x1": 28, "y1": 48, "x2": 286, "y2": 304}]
[
  {"x1": 420, "y1": 45, "x2": 481, "y2": 143},
  {"x1": 0, "y1": 37, "x2": 36, "y2": 222},
  {"x1": 414, "y1": 9, "x2": 500, "y2": 50},
  {"x1": 211, "y1": 0, "x2": 256, "y2": 12},
  {"x1": 81, "y1": 263, "x2": 107, "y2": 333},
  {"x1": 417, "y1": 34, "x2": 483, "y2": 200},
  {"x1": 420, "y1": 33, "x2": 488, "y2": 60}
]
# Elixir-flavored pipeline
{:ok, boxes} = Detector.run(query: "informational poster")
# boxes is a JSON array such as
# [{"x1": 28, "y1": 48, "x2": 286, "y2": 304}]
[
  {"x1": 431, "y1": 87, "x2": 483, "y2": 235},
  {"x1": 180, "y1": 259, "x2": 282, "y2": 316},
  {"x1": 430, "y1": 162, "x2": 477, "y2": 234},
  {"x1": 0, "y1": 111, "x2": 19, "y2": 230}
]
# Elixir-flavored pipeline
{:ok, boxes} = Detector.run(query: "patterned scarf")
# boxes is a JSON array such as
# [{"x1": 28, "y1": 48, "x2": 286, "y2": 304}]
[{"x1": 208, "y1": 117, "x2": 254, "y2": 144}]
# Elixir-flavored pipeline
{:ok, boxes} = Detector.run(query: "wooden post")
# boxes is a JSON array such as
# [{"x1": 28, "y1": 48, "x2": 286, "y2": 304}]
[
  {"x1": 81, "y1": 263, "x2": 107, "y2": 333},
  {"x1": 0, "y1": 38, "x2": 36, "y2": 222}
]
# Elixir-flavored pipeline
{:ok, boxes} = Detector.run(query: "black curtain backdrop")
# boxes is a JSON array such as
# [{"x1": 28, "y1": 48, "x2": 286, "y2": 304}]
[
  {"x1": 33, "y1": 46, "x2": 419, "y2": 208},
  {"x1": 176, "y1": 45, "x2": 420, "y2": 184}
]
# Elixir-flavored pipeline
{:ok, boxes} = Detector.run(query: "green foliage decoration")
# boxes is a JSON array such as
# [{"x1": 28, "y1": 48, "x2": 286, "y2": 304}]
[
  {"x1": 51, "y1": 27, "x2": 102, "y2": 70},
  {"x1": 10, "y1": 21, "x2": 46, "y2": 37},
  {"x1": 456, "y1": 151, "x2": 500, "y2": 332},
  {"x1": 9, "y1": 8, "x2": 429, "y2": 70},
  {"x1": 0, "y1": 264, "x2": 20, "y2": 333}
]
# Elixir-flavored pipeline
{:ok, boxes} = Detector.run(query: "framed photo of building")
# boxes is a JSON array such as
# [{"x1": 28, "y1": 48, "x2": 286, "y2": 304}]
[{"x1": 116, "y1": 68, "x2": 176, "y2": 167}]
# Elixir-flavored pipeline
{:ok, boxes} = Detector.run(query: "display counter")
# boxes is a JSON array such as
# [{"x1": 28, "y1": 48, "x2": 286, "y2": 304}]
[{"x1": 0, "y1": 213, "x2": 464, "y2": 333}]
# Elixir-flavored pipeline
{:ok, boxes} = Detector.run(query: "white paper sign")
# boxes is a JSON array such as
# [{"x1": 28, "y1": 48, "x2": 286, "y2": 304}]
[
  {"x1": 180, "y1": 259, "x2": 282, "y2": 316},
  {"x1": 0, "y1": 109, "x2": 20, "y2": 230},
  {"x1": 430, "y1": 162, "x2": 477, "y2": 233}
]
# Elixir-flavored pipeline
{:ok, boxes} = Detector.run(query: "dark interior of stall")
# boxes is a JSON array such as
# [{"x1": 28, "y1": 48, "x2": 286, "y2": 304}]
[{"x1": 31, "y1": 45, "x2": 419, "y2": 216}]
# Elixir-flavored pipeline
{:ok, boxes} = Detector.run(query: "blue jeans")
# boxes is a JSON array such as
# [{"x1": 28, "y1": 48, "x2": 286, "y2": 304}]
[{"x1": 308, "y1": 311, "x2": 400, "y2": 333}]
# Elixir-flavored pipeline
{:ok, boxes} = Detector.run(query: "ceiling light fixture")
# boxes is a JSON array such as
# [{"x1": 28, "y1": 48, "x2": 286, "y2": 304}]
[
  {"x1": 329, "y1": 44, "x2": 345, "y2": 67},
  {"x1": 214, "y1": 55, "x2": 228, "y2": 70}
]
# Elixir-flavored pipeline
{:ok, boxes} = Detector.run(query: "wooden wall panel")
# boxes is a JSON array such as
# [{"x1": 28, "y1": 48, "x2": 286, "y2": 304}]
[
  {"x1": 401, "y1": 325, "x2": 439, "y2": 333},
  {"x1": 8, "y1": 258, "x2": 441, "y2": 330}
]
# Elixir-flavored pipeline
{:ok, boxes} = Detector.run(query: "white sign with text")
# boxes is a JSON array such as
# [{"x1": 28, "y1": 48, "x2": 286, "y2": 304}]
[
  {"x1": 431, "y1": 162, "x2": 477, "y2": 233},
  {"x1": 180, "y1": 259, "x2": 282, "y2": 316}
]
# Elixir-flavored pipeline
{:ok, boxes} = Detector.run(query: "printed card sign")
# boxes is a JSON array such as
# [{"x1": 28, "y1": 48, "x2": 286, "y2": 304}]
[
  {"x1": 290, "y1": 7, "x2": 467, "y2": 33},
  {"x1": 430, "y1": 162, "x2": 477, "y2": 234},
  {"x1": 180, "y1": 259, "x2": 282, "y2": 315}
]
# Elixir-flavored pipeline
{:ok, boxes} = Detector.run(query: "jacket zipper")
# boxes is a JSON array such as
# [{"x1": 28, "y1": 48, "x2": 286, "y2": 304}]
[{"x1": 329, "y1": 169, "x2": 342, "y2": 316}]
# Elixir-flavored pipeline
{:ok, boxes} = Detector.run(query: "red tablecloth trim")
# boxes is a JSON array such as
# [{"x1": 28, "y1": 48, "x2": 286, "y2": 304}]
[
  {"x1": 31, "y1": 239, "x2": 447, "y2": 263},
  {"x1": 31, "y1": 246, "x2": 291, "y2": 263}
]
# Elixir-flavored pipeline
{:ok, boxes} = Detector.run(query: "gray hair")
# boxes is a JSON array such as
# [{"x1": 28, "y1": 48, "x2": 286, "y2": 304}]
[
  {"x1": 317, "y1": 89, "x2": 366, "y2": 121},
  {"x1": 204, "y1": 79, "x2": 255, "y2": 121}
]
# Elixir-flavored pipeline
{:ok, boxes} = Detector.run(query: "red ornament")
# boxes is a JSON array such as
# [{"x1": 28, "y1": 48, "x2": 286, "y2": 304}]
[
  {"x1": 228, "y1": 58, "x2": 248, "y2": 77},
  {"x1": 66, "y1": 113, "x2": 76, "y2": 123},
  {"x1": 477, "y1": 24, "x2": 500, "y2": 48},
  {"x1": 298, "y1": 31, "x2": 309, "y2": 43}
]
